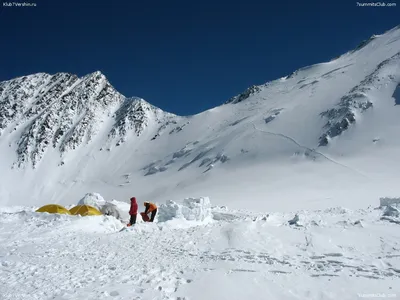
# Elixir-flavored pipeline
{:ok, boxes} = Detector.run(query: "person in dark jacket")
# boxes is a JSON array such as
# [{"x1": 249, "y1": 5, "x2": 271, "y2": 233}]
[
  {"x1": 129, "y1": 197, "x2": 138, "y2": 225},
  {"x1": 143, "y1": 201, "x2": 157, "y2": 222}
]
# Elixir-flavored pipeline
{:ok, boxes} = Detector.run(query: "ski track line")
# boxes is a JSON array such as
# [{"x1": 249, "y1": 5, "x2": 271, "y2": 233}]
[{"x1": 252, "y1": 123, "x2": 368, "y2": 178}]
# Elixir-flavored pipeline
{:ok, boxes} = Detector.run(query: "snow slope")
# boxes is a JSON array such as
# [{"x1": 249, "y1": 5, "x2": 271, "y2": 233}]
[
  {"x1": 0, "y1": 26, "x2": 400, "y2": 212},
  {"x1": 1, "y1": 202, "x2": 399, "y2": 300}
]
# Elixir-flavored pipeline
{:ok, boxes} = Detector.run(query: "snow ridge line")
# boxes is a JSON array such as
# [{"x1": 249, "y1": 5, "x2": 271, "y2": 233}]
[{"x1": 252, "y1": 123, "x2": 368, "y2": 178}]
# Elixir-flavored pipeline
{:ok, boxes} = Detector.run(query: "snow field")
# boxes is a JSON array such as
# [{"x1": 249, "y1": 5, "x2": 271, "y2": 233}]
[{"x1": 1, "y1": 198, "x2": 400, "y2": 300}]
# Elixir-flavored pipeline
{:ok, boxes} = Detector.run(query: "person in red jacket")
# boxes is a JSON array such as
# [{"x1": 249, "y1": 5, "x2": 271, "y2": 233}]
[{"x1": 128, "y1": 197, "x2": 138, "y2": 225}]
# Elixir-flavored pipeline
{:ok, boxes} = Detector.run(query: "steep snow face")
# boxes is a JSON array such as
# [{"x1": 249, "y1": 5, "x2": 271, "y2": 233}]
[
  {"x1": 0, "y1": 26, "x2": 400, "y2": 209},
  {"x1": 319, "y1": 52, "x2": 400, "y2": 146}
]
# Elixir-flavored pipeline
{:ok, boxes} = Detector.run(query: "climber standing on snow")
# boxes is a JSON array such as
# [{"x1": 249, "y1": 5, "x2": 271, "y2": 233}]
[
  {"x1": 128, "y1": 197, "x2": 138, "y2": 226},
  {"x1": 142, "y1": 201, "x2": 157, "y2": 222}
]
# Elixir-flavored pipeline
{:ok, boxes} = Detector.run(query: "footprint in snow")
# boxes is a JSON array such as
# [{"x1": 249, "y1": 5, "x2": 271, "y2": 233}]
[
  {"x1": 324, "y1": 253, "x2": 343, "y2": 257},
  {"x1": 269, "y1": 270, "x2": 291, "y2": 274},
  {"x1": 109, "y1": 291, "x2": 119, "y2": 296},
  {"x1": 311, "y1": 274, "x2": 339, "y2": 277}
]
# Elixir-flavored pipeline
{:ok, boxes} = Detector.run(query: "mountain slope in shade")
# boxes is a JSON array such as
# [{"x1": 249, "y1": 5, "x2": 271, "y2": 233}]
[{"x1": 0, "y1": 25, "x2": 399, "y2": 210}]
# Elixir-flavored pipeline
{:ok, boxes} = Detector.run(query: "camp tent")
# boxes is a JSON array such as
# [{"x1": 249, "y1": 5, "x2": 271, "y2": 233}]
[
  {"x1": 36, "y1": 204, "x2": 71, "y2": 215},
  {"x1": 69, "y1": 205, "x2": 102, "y2": 216}
]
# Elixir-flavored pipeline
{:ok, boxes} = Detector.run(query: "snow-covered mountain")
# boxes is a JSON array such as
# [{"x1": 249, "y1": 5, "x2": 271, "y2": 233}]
[
  {"x1": 0, "y1": 25, "x2": 400, "y2": 209},
  {"x1": 0, "y1": 71, "x2": 176, "y2": 167}
]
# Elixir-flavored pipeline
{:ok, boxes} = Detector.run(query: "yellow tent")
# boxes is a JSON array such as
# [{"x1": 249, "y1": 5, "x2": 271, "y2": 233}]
[
  {"x1": 36, "y1": 204, "x2": 71, "y2": 215},
  {"x1": 69, "y1": 205, "x2": 102, "y2": 216}
]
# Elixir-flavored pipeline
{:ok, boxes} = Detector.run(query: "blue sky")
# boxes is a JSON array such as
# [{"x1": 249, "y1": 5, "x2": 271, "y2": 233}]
[{"x1": 0, "y1": 0, "x2": 398, "y2": 115}]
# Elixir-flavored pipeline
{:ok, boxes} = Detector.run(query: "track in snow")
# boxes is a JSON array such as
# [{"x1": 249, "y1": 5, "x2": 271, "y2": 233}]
[{"x1": 252, "y1": 123, "x2": 368, "y2": 178}]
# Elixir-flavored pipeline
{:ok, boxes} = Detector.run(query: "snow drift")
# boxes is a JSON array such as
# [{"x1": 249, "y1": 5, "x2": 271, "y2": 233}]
[
  {"x1": 100, "y1": 202, "x2": 121, "y2": 219},
  {"x1": 77, "y1": 192, "x2": 106, "y2": 210},
  {"x1": 158, "y1": 197, "x2": 212, "y2": 222},
  {"x1": 382, "y1": 205, "x2": 400, "y2": 217},
  {"x1": 380, "y1": 197, "x2": 400, "y2": 207}
]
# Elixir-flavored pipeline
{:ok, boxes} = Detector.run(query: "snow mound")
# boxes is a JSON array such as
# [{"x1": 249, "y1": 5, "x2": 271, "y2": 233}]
[
  {"x1": 323, "y1": 207, "x2": 350, "y2": 214},
  {"x1": 1, "y1": 208, "x2": 124, "y2": 233},
  {"x1": 288, "y1": 214, "x2": 300, "y2": 225},
  {"x1": 158, "y1": 197, "x2": 212, "y2": 222},
  {"x1": 69, "y1": 215, "x2": 124, "y2": 233},
  {"x1": 77, "y1": 192, "x2": 106, "y2": 210},
  {"x1": 380, "y1": 197, "x2": 400, "y2": 207},
  {"x1": 106, "y1": 199, "x2": 131, "y2": 222},
  {"x1": 0, "y1": 206, "x2": 33, "y2": 214},
  {"x1": 382, "y1": 205, "x2": 400, "y2": 218},
  {"x1": 100, "y1": 202, "x2": 121, "y2": 219}
]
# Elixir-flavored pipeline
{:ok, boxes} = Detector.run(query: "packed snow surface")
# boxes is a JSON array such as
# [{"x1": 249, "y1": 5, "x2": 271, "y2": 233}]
[{"x1": 1, "y1": 195, "x2": 400, "y2": 300}]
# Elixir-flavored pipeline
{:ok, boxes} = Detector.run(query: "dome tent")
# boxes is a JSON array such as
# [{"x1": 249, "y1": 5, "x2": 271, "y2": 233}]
[
  {"x1": 36, "y1": 204, "x2": 71, "y2": 215},
  {"x1": 69, "y1": 205, "x2": 102, "y2": 216}
]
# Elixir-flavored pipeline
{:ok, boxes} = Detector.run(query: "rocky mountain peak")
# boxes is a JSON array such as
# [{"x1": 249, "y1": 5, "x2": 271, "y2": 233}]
[{"x1": 0, "y1": 71, "x2": 173, "y2": 168}]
